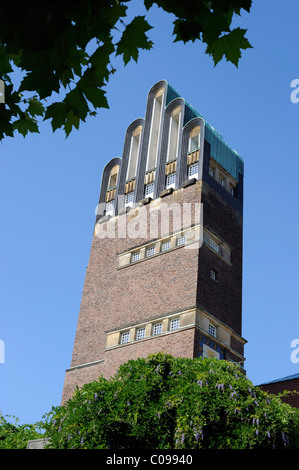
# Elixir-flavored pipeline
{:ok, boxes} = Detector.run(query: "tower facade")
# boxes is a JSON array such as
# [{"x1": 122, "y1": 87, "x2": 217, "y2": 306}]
[{"x1": 62, "y1": 80, "x2": 246, "y2": 403}]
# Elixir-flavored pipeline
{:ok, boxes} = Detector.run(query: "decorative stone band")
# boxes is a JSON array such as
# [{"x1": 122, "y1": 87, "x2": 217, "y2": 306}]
[{"x1": 105, "y1": 307, "x2": 246, "y2": 365}]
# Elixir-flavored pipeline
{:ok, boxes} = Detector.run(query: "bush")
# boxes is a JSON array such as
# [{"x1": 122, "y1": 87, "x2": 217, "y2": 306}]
[
  {"x1": 0, "y1": 414, "x2": 44, "y2": 449},
  {"x1": 44, "y1": 354, "x2": 299, "y2": 449}
]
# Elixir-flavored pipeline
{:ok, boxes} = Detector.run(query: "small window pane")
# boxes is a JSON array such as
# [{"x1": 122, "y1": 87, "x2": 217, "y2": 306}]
[
  {"x1": 136, "y1": 328, "x2": 145, "y2": 340},
  {"x1": 177, "y1": 235, "x2": 186, "y2": 246},
  {"x1": 131, "y1": 252, "x2": 140, "y2": 262},
  {"x1": 144, "y1": 182, "x2": 154, "y2": 198},
  {"x1": 211, "y1": 270, "x2": 217, "y2": 281},
  {"x1": 210, "y1": 239, "x2": 219, "y2": 253},
  {"x1": 153, "y1": 323, "x2": 162, "y2": 335},
  {"x1": 166, "y1": 173, "x2": 176, "y2": 189},
  {"x1": 146, "y1": 246, "x2": 155, "y2": 257},
  {"x1": 208, "y1": 324, "x2": 216, "y2": 337},
  {"x1": 188, "y1": 163, "x2": 199, "y2": 179},
  {"x1": 161, "y1": 240, "x2": 171, "y2": 252},
  {"x1": 106, "y1": 201, "x2": 114, "y2": 214},
  {"x1": 170, "y1": 318, "x2": 180, "y2": 331},
  {"x1": 125, "y1": 192, "x2": 134, "y2": 206},
  {"x1": 218, "y1": 175, "x2": 224, "y2": 186},
  {"x1": 121, "y1": 332, "x2": 130, "y2": 344}
]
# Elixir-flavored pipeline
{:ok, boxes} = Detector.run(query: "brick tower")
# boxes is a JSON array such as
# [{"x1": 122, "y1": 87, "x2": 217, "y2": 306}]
[{"x1": 62, "y1": 80, "x2": 246, "y2": 403}]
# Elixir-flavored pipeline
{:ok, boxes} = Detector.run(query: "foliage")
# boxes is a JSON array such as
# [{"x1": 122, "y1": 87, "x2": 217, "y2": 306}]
[
  {"x1": 44, "y1": 354, "x2": 299, "y2": 449},
  {"x1": 0, "y1": 414, "x2": 44, "y2": 449},
  {"x1": 0, "y1": 1, "x2": 252, "y2": 140}
]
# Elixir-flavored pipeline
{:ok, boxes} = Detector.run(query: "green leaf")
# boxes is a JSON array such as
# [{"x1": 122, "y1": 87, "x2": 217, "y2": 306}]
[
  {"x1": 116, "y1": 16, "x2": 153, "y2": 65},
  {"x1": 12, "y1": 115, "x2": 39, "y2": 137},
  {"x1": 64, "y1": 110, "x2": 80, "y2": 138},
  {"x1": 64, "y1": 86, "x2": 89, "y2": 121},
  {"x1": 27, "y1": 98, "x2": 45, "y2": 117},
  {"x1": 44, "y1": 102, "x2": 67, "y2": 132},
  {"x1": 206, "y1": 28, "x2": 252, "y2": 67}
]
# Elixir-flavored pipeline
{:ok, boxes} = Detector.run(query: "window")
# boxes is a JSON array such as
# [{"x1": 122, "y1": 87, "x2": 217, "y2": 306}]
[
  {"x1": 208, "y1": 324, "x2": 217, "y2": 337},
  {"x1": 177, "y1": 235, "x2": 186, "y2": 246},
  {"x1": 210, "y1": 239, "x2": 219, "y2": 253},
  {"x1": 166, "y1": 173, "x2": 176, "y2": 189},
  {"x1": 188, "y1": 126, "x2": 200, "y2": 153},
  {"x1": 107, "y1": 165, "x2": 119, "y2": 189},
  {"x1": 144, "y1": 182, "x2": 154, "y2": 198},
  {"x1": 228, "y1": 185, "x2": 234, "y2": 196},
  {"x1": 153, "y1": 323, "x2": 162, "y2": 335},
  {"x1": 188, "y1": 162, "x2": 199, "y2": 180},
  {"x1": 105, "y1": 201, "x2": 114, "y2": 215},
  {"x1": 167, "y1": 106, "x2": 181, "y2": 161},
  {"x1": 210, "y1": 270, "x2": 217, "y2": 281},
  {"x1": 147, "y1": 88, "x2": 164, "y2": 171},
  {"x1": 131, "y1": 252, "x2": 140, "y2": 263},
  {"x1": 170, "y1": 318, "x2": 180, "y2": 331},
  {"x1": 125, "y1": 192, "x2": 134, "y2": 206},
  {"x1": 121, "y1": 332, "x2": 130, "y2": 344},
  {"x1": 161, "y1": 240, "x2": 171, "y2": 252},
  {"x1": 209, "y1": 166, "x2": 214, "y2": 177},
  {"x1": 217, "y1": 175, "x2": 224, "y2": 186},
  {"x1": 136, "y1": 328, "x2": 145, "y2": 340},
  {"x1": 127, "y1": 126, "x2": 142, "y2": 180},
  {"x1": 146, "y1": 246, "x2": 155, "y2": 257}
]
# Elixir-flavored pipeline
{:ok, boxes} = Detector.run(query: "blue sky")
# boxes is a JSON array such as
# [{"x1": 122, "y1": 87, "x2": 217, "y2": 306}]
[{"x1": 0, "y1": 1, "x2": 298, "y2": 425}]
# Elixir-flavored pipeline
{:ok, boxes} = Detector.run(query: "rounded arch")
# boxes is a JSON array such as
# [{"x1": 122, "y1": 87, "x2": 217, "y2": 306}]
[
  {"x1": 156, "y1": 97, "x2": 185, "y2": 195},
  {"x1": 97, "y1": 157, "x2": 122, "y2": 219},
  {"x1": 177, "y1": 117, "x2": 205, "y2": 188}
]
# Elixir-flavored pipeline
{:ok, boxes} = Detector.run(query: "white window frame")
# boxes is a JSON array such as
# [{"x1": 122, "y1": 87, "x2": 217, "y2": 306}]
[
  {"x1": 210, "y1": 269, "x2": 217, "y2": 281},
  {"x1": 209, "y1": 166, "x2": 214, "y2": 177},
  {"x1": 125, "y1": 191, "x2": 134, "y2": 207},
  {"x1": 188, "y1": 128, "x2": 200, "y2": 153},
  {"x1": 131, "y1": 252, "x2": 140, "y2": 263},
  {"x1": 217, "y1": 175, "x2": 224, "y2": 186},
  {"x1": 166, "y1": 172, "x2": 176, "y2": 189},
  {"x1": 136, "y1": 328, "x2": 146, "y2": 340},
  {"x1": 144, "y1": 182, "x2": 154, "y2": 199},
  {"x1": 120, "y1": 332, "x2": 130, "y2": 344},
  {"x1": 146, "y1": 246, "x2": 155, "y2": 257},
  {"x1": 161, "y1": 240, "x2": 171, "y2": 252},
  {"x1": 208, "y1": 324, "x2": 217, "y2": 338},
  {"x1": 188, "y1": 163, "x2": 199, "y2": 180},
  {"x1": 210, "y1": 239, "x2": 219, "y2": 253},
  {"x1": 177, "y1": 235, "x2": 186, "y2": 246},
  {"x1": 105, "y1": 200, "x2": 114, "y2": 215},
  {"x1": 170, "y1": 318, "x2": 180, "y2": 331},
  {"x1": 153, "y1": 323, "x2": 162, "y2": 336}
]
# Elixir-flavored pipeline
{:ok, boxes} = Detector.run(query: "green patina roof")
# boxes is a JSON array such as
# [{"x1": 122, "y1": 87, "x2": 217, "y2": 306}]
[{"x1": 166, "y1": 82, "x2": 244, "y2": 182}]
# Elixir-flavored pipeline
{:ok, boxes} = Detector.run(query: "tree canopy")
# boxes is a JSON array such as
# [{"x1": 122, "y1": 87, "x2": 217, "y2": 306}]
[
  {"x1": 0, "y1": 0, "x2": 252, "y2": 140},
  {"x1": 43, "y1": 354, "x2": 299, "y2": 449}
]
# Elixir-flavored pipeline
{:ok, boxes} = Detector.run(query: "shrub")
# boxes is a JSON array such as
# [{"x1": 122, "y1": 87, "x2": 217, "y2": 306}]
[{"x1": 44, "y1": 354, "x2": 299, "y2": 449}]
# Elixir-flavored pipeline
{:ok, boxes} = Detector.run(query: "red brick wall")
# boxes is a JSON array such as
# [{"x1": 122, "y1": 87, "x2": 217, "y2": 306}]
[
  {"x1": 259, "y1": 379, "x2": 299, "y2": 409},
  {"x1": 62, "y1": 181, "x2": 244, "y2": 403}
]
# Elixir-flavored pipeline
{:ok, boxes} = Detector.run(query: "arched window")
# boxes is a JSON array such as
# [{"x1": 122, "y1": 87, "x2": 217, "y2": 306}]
[
  {"x1": 106, "y1": 165, "x2": 119, "y2": 215},
  {"x1": 167, "y1": 106, "x2": 181, "y2": 162},
  {"x1": 126, "y1": 126, "x2": 142, "y2": 180},
  {"x1": 146, "y1": 88, "x2": 164, "y2": 171},
  {"x1": 107, "y1": 165, "x2": 119, "y2": 190},
  {"x1": 188, "y1": 126, "x2": 201, "y2": 153}
]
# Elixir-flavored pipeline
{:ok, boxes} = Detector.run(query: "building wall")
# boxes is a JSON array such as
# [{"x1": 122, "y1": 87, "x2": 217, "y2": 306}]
[
  {"x1": 61, "y1": 81, "x2": 246, "y2": 403},
  {"x1": 259, "y1": 379, "x2": 299, "y2": 409}
]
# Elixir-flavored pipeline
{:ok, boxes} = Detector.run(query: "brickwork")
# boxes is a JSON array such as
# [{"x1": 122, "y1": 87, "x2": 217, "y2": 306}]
[
  {"x1": 61, "y1": 81, "x2": 245, "y2": 404},
  {"x1": 259, "y1": 378, "x2": 299, "y2": 409}
]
